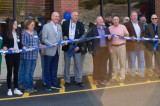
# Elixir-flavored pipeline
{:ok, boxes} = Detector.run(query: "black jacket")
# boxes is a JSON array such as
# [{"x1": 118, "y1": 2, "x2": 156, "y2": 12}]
[
  {"x1": 2, "y1": 33, "x2": 22, "y2": 50},
  {"x1": 62, "y1": 20, "x2": 85, "y2": 53},
  {"x1": 145, "y1": 23, "x2": 160, "y2": 51}
]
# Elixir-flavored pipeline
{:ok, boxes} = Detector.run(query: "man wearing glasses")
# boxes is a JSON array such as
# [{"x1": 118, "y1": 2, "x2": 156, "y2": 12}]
[{"x1": 145, "y1": 14, "x2": 160, "y2": 78}]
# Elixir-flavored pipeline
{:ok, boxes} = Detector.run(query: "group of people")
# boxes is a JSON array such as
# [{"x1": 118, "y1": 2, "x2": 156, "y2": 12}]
[{"x1": 1, "y1": 10, "x2": 160, "y2": 96}]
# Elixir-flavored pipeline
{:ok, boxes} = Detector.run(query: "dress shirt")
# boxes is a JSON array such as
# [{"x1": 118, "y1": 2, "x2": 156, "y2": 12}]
[
  {"x1": 51, "y1": 21, "x2": 58, "y2": 37},
  {"x1": 69, "y1": 20, "x2": 76, "y2": 40},
  {"x1": 12, "y1": 32, "x2": 19, "y2": 50},
  {"x1": 21, "y1": 30, "x2": 41, "y2": 59},
  {"x1": 132, "y1": 21, "x2": 141, "y2": 39},
  {"x1": 109, "y1": 24, "x2": 129, "y2": 45},
  {"x1": 97, "y1": 26, "x2": 107, "y2": 47}
]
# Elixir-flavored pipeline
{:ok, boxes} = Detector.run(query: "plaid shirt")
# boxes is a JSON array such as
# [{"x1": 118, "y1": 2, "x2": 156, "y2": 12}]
[{"x1": 21, "y1": 30, "x2": 40, "y2": 59}]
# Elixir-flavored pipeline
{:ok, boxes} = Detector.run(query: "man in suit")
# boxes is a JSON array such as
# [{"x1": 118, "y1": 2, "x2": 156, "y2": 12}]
[
  {"x1": 62, "y1": 12, "x2": 85, "y2": 87},
  {"x1": 145, "y1": 14, "x2": 160, "y2": 78},
  {"x1": 125, "y1": 11, "x2": 145, "y2": 78},
  {"x1": 42, "y1": 12, "x2": 63, "y2": 91},
  {"x1": 87, "y1": 16, "x2": 111, "y2": 85}
]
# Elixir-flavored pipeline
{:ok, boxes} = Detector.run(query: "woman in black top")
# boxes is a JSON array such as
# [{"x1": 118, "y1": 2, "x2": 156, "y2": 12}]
[{"x1": 2, "y1": 19, "x2": 23, "y2": 96}]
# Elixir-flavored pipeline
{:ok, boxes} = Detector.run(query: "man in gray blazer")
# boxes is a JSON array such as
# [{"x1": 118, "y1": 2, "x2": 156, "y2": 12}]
[{"x1": 42, "y1": 12, "x2": 63, "y2": 91}]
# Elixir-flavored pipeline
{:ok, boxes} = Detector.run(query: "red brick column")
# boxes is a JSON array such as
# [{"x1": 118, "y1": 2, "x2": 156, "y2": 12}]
[
  {"x1": 155, "y1": 0, "x2": 160, "y2": 20},
  {"x1": 54, "y1": 0, "x2": 78, "y2": 19}
]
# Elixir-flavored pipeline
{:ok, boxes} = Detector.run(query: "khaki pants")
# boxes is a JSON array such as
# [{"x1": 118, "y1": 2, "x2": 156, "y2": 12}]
[{"x1": 111, "y1": 44, "x2": 126, "y2": 80}]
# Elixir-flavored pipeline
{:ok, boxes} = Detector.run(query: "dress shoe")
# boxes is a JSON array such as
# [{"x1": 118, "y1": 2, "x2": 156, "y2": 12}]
[
  {"x1": 93, "y1": 80, "x2": 98, "y2": 85},
  {"x1": 65, "y1": 82, "x2": 71, "y2": 87},
  {"x1": 76, "y1": 82, "x2": 83, "y2": 87},
  {"x1": 100, "y1": 80, "x2": 110, "y2": 85}
]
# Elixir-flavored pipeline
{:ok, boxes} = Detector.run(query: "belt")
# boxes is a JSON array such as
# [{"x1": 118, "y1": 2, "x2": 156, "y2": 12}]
[{"x1": 112, "y1": 43, "x2": 125, "y2": 46}]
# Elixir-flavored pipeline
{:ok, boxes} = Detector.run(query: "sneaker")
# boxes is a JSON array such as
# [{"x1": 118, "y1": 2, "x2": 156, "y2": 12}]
[
  {"x1": 51, "y1": 85, "x2": 62, "y2": 89},
  {"x1": 19, "y1": 85, "x2": 24, "y2": 90},
  {"x1": 7, "y1": 89, "x2": 13, "y2": 96},
  {"x1": 31, "y1": 89, "x2": 37, "y2": 93},
  {"x1": 45, "y1": 88, "x2": 52, "y2": 91},
  {"x1": 25, "y1": 89, "x2": 33, "y2": 93},
  {"x1": 14, "y1": 88, "x2": 23, "y2": 95}
]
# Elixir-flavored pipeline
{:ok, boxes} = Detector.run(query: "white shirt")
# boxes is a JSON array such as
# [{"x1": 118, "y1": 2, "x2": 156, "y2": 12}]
[
  {"x1": 51, "y1": 21, "x2": 58, "y2": 37},
  {"x1": 69, "y1": 20, "x2": 76, "y2": 40},
  {"x1": 12, "y1": 32, "x2": 19, "y2": 50},
  {"x1": 132, "y1": 21, "x2": 141, "y2": 39}
]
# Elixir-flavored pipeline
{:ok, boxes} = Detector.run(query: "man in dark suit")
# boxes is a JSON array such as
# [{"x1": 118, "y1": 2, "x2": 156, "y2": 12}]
[
  {"x1": 87, "y1": 16, "x2": 111, "y2": 85},
  {"x1": 62, "y1": 12, "x2": 85, "y2": 87},
  {"x1": 125, "y1": 11, "x2": 145, "y2": 78},
  {"x1": 145, "y1": 14, "x2": 160, "y2": 78}
]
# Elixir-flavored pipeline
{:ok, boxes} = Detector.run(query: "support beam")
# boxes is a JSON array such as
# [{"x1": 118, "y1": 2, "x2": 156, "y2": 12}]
[
  {"x1": 128, "y1": 0, "x2": 131, "y2": 17},
  {"x1": 50, "y1": 0, "x2": 54, "y2": 15},
  {"x1": 99, "y1": 0, "x2": 104, "y2": 17},
  {"x1": 13, "y1": 0, "x2": 16, "y2": 19}
]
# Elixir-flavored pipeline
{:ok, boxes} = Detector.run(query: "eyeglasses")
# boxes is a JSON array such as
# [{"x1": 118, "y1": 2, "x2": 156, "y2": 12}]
[{"x1": 152, "y1": 18, "x2": 158, "y2": 20}]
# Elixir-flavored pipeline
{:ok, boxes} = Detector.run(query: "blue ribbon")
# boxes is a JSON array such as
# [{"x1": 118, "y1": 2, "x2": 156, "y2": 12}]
[
  {"x1": 154, "y1": 41, "x2": 159, "y2": 50},
  {"x1": 1, "y1": 34, "x2": 160, "y2": 54}
]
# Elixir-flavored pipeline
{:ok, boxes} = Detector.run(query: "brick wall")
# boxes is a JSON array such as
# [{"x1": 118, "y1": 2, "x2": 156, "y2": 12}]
[
  {"x1": 54, "y1": 0, "x2": 79, "y2": 19},
  {"x1": 155, "y1": 0, "x2": 160, "y2": 21}
]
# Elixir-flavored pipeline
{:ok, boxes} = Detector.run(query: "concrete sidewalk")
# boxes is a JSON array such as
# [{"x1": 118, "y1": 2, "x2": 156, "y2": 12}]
[{"x1": 0, "y1": 52, "x2": 93, "y2": 81}]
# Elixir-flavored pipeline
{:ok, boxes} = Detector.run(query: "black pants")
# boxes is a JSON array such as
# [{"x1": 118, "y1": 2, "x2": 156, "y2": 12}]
[{"x1": 5, "y1": 54, "x2": 20, "y2": 89}]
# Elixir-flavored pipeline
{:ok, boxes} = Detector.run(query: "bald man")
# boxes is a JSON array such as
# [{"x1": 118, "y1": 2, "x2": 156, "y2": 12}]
[
  {"x1": 62, "y1": 12, "x2": 85, "y2": 87},
  {"x1": 42, "y1": 12, "x2": 63, "y2": 91},
  {"x1": 87, "y1": 16, "x2": 111, "y2": 85}
]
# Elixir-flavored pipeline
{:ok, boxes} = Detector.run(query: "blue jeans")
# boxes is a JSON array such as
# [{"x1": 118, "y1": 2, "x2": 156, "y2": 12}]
[
  {"x1": 18, "y1": 58, "x2": 25, "y2": 86},
  {"x1": 129, "y1": 46, "x2": 145, "y2": 77},
  {"x1": 44, "y1": 51, "x2": 59, "y2": 89},
  {"x1": 23, "y1": 59, "x2": 37, "y2": 90}
]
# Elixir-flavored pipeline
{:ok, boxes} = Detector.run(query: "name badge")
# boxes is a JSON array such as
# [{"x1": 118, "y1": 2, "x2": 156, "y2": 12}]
[
  {"x1": 155, "y1": 35, "x2": 158, "y2": 39},
  {"x1": 34, "y1": 36, "x2": 38, "y2": 38},
  {"x1": 17, "y1": 39, "x2": 20, "y2": 42}
]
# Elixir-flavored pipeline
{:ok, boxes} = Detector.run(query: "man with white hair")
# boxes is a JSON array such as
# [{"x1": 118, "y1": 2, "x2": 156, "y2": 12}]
[
  {"x1": 123, "y1": 17, "x2": 130, "y2": 24},
  {"x1": 62, "y1": 12, "x2": 85, "y2": 87},
  {"x1": 145, "y1": 14, "x2": 160, "y2": 78},
  {"x1": 87, "y1": 16, "x2": 111, "y2": 85},
  {"x1": 109, "y1": 15, "x2": 129, "y2": 82}
]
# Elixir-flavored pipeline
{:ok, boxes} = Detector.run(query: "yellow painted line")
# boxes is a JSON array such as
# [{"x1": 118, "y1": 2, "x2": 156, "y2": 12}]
[
  {"x1": 0, "y1": 80, "x2": 160, "y2": 101},
  {"x1": 136, "y1": 72, "x2": 139, "y2": 75},
  {"x1": 59, "y1": 78, "x2": 65, "y2": 93},
  {"x1": 22, "y1": 93, "x2": 29, "y2": 98},
  {"x1": 119, "y1": 83, "x2": 125, "y2": 86},
  {"x1": 22, "y1": 81, "x2": 37, "y2": 98},
  {"x1": 88, "y1": 76, "x2": 97, "y2": 89}
]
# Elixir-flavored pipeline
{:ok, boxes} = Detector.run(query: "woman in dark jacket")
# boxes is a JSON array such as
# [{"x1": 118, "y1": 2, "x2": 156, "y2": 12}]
[{"x1": 2, "y1": 19, "x2": 23, "y2": 96}]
